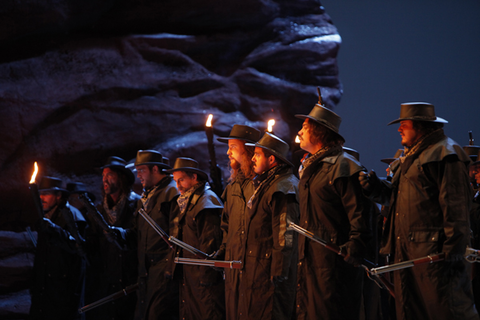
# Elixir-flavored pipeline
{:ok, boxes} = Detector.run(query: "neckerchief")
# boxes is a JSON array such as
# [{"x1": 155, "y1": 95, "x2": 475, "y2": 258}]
[
  {"x1": 177, "y1": 182, "x2": 203, "y2": 214},
  {"x1": 247, "y1": 164, "x2": 286, "y2": 209},
  {"x1": 399, "y1": 128, "x2": 445, "y2": 173},
  {"x1": 103, "y1": 193, "x2": 127, "y2": 225},
  {"x1": 298, "y1": 146, "x2": 331, "y2": 179},
  {"x1": 140, "y1": 183, "x2": 161, "y2": 211}
]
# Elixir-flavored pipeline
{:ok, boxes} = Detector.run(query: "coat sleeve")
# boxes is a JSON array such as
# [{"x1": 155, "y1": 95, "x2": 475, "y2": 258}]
[
  {"x1": 333, "y1": 174, "x2": 371, "y2": 259},
  {"x1": 270, "y1": 192, "x2": 299, "y2": 278},
  {"x1": 424, "y1": 156, "x2": 472, "y2": 260}
]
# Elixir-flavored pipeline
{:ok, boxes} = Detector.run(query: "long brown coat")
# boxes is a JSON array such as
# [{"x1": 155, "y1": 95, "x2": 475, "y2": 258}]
[
  {"x1": 373, "y1": 132, "x2": 478, "y2": 320},
  {"x1": 170, "y1": 182, "x2": 225, "y2": 320},
  {"x1": 296, "y1": 146, "x2": 371, "y2": 320},
  {"x1": 241, "y1": 166, "x2": 299, "y2": 320},
  {"x1": 219, "y1": 174, "x2": 255, "y2": 320}
]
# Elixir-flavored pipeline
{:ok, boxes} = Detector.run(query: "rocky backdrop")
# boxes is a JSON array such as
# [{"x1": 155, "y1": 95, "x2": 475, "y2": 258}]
[{"x1": 0, "y1": 0, "x2": 341, "y2": 317}]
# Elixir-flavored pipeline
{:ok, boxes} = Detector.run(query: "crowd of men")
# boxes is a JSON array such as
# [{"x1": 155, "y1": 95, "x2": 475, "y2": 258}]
[{"x1": 29, "y1": 98, "x2": 480, "y2": 320}]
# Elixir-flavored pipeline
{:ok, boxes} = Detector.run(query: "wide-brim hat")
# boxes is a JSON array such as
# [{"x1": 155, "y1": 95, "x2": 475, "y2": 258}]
[
  {"x1": 66, "y1": 182, "x2": 96, "y2": 202},
  {"x1": 387, "y1": 102, "x2": 448, "y2": 125},
  {"x1": 101, "y1": 156, "x2": 136, "y2": 186},
  {"x1": 295, "y1": 104, "x2": 345, "y2": 143},
  {"x1": 380, "y1": 149, "x2": 404, "y2": 164},
  {"x1": 473, "y1": 149, "x2": 480, "y2": 166},
  {"x1": 38, "y1": 176, "x2": 69, "y2": 195},
  {"x1": 129, "y1": 150, "x2": 170, "y2": 169},
  {"x1": 166, "y1": 157, "x2": 209, "y2": 181},
  {"x1": 245, "y1": 132, "x2": 294, "y2": 167},
  {"x1": 217, "y1": 125, "x2": 261, "y2": 144},
  {"x1": 463, "y1": 145, "x2": 480, "y2": 162}
]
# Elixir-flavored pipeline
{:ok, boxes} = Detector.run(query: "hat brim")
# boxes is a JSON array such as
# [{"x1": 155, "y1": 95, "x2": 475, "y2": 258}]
[
  {"x1": 101, "y1": 165, "x2": 136, "y2": 186},
  {"x1": 387, "y1": 116, "x2": 448, "y2": 126},
  {"x1": 166, "y1": 167, "x2": 208, "y2": 181},
  {"x1": 245, "y1": 143, "x2": 294, "y2": 167},
  {"x1": 295, "y1": 114, "x2": 345, "y2": 142},
  {"x1": 217, "y1": 137, "x2": 259, "y2": 144},
  {"x1": 39, "y1": 187, "x2": 69, "y2": 195}
]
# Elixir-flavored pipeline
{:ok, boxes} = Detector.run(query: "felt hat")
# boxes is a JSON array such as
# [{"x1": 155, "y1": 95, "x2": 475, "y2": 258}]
[
  {"x1": 463, "y1": 145, "x2": 480, "y2": 162},
  {"x1": 380, "y1": 149, "x2": 404, "y2": 164},
  {"x1": 38, "y1": 176, "x2": 68, "y2": 195},
  {"x1": 66, "y1": 182, "x2": 96, "y2": 202},
  {"x1": 101, "y1": 156, "x2": 136, "y2": 186},
  {"x1": 217, "y1": 125, "x2": 261, "y2": 144},
  {"x1": 166, "y1": 157, "x2": 208, "y2": 181},
  {"x1": 246, "y1": 132, "x2": 294, "y2": 167},
  {"x1": 387, "y1": 102, "x2": 448, "y2": 125},
  {"x1": 131, "y1": 150, "x2": 170, "y2": 169},
  {"x1": 295, "y1": 104, "x2": 345, "y2": 143}
]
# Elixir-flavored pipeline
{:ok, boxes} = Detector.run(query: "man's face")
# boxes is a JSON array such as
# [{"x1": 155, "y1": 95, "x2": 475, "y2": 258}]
[
  {"x1": 473, "y1": 165, "x2": 480, "y2": 185},
  {"x1": 227, "y1": 139, "x2": 245, "y2": 169},
  {"x1": 298, "y1": 119, "x2": 316, "y2": 153},
  {"x1": 136, "y1": 165, "x2": 154, "y2": 189},
  {"x1": 173, "y1": 171, "x2": 197, "y2": 195},
  {"x1": 102, "y1": 168, "x2": 120, "y2": 195},
  {"x1": 252, "y1": 147, "x2": 271, "y2": 174},
  {"x1": 398, "y1": 120, "x2": 421, "y2": 147},
  {"x1": 39, "y1": 191, "x2": 61, "y2": 212}
]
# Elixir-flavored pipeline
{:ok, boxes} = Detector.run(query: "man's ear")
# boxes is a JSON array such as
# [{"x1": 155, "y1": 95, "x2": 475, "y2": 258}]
[
  {"x1": 268, "y1": 155, "x2": 277, "y2": 166},
  {"x1": 192, "y1": 173, "x2": 198, "y2": 182}
]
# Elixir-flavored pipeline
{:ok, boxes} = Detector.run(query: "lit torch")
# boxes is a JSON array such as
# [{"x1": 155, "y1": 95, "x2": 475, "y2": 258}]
[
  {"x1": 29, "y1": 162, "x2": 44, "y2": 218},
  {"x1": 267, "y1": 119, "x2": 275, "y2": 134},
  {"x1": 205, "y1": 114, "x2": 223, "y2": 197}
]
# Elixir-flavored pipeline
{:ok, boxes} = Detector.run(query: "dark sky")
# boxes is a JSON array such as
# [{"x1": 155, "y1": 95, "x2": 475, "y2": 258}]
[{"x1": 319, "y1": 0, "x2": 480, "y2": 174}]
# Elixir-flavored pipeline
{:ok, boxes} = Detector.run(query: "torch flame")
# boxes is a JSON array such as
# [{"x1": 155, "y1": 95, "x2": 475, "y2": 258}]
[
  {"x1": 295, "y1": 135, "x2": 301, "y2": 143},
  {"x1": 206, "y1": 114, "x2": 213, "y2": 127},
  {"x1": 29, "y1": 162, "x2": 38, "y2": 184},
  {"x1": 267, "y1": 119, "x2": 275, "y2": 132}
]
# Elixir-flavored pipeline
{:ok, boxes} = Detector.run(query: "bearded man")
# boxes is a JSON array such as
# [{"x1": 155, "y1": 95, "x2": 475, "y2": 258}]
[
  {"x1": 83, "y1": 156, "x2": 139, "y2": 320},
  {"x1": 214, "y1": 124, "x2": 260, "y2": 320},
  {"x1": 360, "y1": 102, "x2": 478, "y2": 320}
]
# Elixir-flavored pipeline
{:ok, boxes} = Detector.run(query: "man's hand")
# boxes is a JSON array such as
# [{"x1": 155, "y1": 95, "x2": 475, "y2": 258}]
[{"x1": 359, "y1": 170, "x2": 380, "y2": 194}]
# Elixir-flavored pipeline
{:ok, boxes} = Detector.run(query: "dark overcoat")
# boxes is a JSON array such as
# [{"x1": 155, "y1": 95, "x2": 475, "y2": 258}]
[
  {"x1": 30, "y1": 205, "x2": 86, "y2": 320},
  {"x1": 126, "y1": 176, "x2": 179, "y2": 320},
  {"x1": 296, "y1": 146, "x2": 371, "y2": 320},
  {"x1": 374, "y1": 132, "x2": 478, "y2": 320},
  {"x1": 84, "y1": 192, "x2": 140, "y2": 320},
  {"x1": 219, "y1": 175, "x2": 255, "y2": 320},
  {"x1": 170, "y1": 182, "x2": 225, "y2": 320},
  {"x1": 241, "y1": 166, "x2": 299, "y2": 320}
]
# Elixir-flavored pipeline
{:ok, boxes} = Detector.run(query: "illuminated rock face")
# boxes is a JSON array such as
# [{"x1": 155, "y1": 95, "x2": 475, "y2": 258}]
[{"x1": 0, "y1": 0, "x2": 341, "y2": 226}]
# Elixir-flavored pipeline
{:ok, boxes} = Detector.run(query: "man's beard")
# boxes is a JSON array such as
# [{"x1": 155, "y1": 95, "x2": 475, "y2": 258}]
[
  {"x1": 105, "y1": 182, "x2": 119, "y2": 195},
  {"x1": 230, "y1": 158, "x2": 241, "y2": 170}
]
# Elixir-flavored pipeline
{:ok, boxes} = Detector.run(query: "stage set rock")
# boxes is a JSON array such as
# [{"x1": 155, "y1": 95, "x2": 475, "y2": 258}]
[{"x1": 0, "y1": 0, "x2": 341, "y2": 317}]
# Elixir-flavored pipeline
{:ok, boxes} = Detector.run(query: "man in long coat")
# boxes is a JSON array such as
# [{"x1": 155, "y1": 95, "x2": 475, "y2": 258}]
[
  {"x1": 214, "y1": 124, "x2": 260, "y2": 319},
  {"x1": 360, "y1": 102, "x2": 479, "y2": 320},
  {"x1": 295, "y1": 101, "x2": 371, "y2": 320},
  {"x1": 168, "y1": 157, "x2": 225, "y2": 319},
  {"x1": 242, "y1": 132, "x2": 299, "y2": 320},
  {"x1": 112, "y1": 150, "x2": 179, "y2": 320},
  {"x1": 82, "y1": 156, "x2": 140, "y2": 320},
  {"x1": 30, "y1": 176, "x2": 87, "y2": 320}
]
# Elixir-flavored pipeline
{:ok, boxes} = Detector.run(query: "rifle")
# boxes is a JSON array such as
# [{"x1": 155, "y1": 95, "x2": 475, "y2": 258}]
[
  {"x1": 369, "y1": 247, "x2": 480, "y2": 276},
  {"x1": 79, "y1": 193, "x2": 124, "y2": 250},
  {"x1": 205, "y1": 114, "x2": 223, "y2": 197},
  {"x1": 137, "y1": 208, "x2": 174, "y2": 249},
  {"x1": 137, "y1": 208, "x2": 216, "y2": 259},
  {"x1": 174, "y1": 257, "x2": 242, "y2": 269},
  {"x1": 78, "y1": 283, "x2": 138, "y2": 314},
  {"x1": 288, "y1": 222, "x2": 395, "y2": 298}
]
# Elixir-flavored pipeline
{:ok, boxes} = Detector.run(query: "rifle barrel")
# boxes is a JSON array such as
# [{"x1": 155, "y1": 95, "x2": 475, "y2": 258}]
[
  {"x1": 79, "y1": 283, "x2": 139, "y2": 314},
  {"x1": 174, "y1": 257, "x2": 242, "y2": 269}
]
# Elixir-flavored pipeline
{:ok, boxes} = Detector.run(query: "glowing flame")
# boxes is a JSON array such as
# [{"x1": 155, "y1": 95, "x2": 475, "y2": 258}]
[
  {"x1": 267, "y1": 119, "x2": 275, "y2": 132},
  {"x1": 206, "y1": 114, "x2": 213, "y2": 127},
  {"x1": 295, "y1": 135, "x2": 301, "y2": 143},
  {"x1": 29, "y1": 162, "x2": 38, "y2": 184}
]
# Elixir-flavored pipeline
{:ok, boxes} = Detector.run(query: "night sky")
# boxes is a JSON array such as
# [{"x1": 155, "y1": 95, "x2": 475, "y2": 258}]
[{"x1": 319, "y1": 0, "x2": 480, "y2": 175}]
